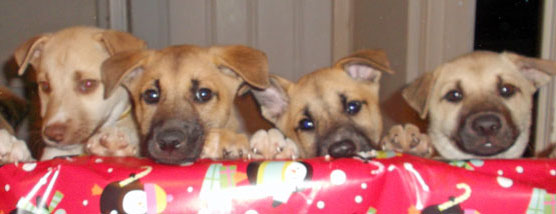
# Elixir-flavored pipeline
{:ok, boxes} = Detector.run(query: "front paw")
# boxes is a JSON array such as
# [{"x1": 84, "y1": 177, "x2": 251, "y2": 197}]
[
  {"x1": 0, "y1": 129, "x2": 33, "y2": 163},
  {"x1": 381, "y1": 124, "x2": 434, "y2": 158},
  {"x1": 249, "y1": 128, "x2": 299, "y2": 159},
  {"x1": 202, "y1": 129, "x2": 249, "y2": 160},
  {"x1": 85, "y1": 128, "x2": 138, "y2": 157}
]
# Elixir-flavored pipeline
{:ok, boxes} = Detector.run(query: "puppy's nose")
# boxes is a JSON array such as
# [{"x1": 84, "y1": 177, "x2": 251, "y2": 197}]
[
  {"x1": 472, "y1": 114, "x2": 501, "y2": 136},
  {"x1": 328, "y1": 140, "x2": 356, "y2": 158},
  {"x1": 43, "y1": 124, "x2": 66, "y2": 143},
  {"x1": 157, "y1": 129, "x2": 186, "y2": 152}
]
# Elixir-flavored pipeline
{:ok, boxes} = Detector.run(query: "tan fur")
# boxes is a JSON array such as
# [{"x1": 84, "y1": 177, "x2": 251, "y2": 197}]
[
  {"x1": 403, "y1": 51, "x2": 556, "y2": 159},
  {"x1": 252, "y1": 49, "x2": 393, "y2": 158},
  {"x1": 13, "y1": 26, "x2": 145, "y2": 160},
  {"x1": 101, "y1": 45, "x2": 269, "y2": 164}
]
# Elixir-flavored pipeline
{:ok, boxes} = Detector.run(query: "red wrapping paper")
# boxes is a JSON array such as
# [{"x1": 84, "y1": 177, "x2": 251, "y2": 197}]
[{"x1": 0, "y1": 152, "x2": 555, "y2": 214}]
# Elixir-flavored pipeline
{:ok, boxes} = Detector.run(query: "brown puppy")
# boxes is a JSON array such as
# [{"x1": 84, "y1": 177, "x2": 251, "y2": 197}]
[
  {"x1": 250, "y1": 50, "x2": 393, "y2": 158},
  {"x1": 0, "y1": 87, "x2": 33, "y2": 163},
  {"x1": 403, "y1": 51, "x2": 556, "y2": 159},
  {"x1": 101, "y1": 45, "x2": 269, "y2": 164},
  {"x1": 14, "y1": 26, "x2": 145, "y2": 160}
]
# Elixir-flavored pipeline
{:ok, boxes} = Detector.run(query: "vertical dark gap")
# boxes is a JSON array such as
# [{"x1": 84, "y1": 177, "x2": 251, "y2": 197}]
[{"x1": 473, "y1": 0, "x2": 542, "y2": 156}]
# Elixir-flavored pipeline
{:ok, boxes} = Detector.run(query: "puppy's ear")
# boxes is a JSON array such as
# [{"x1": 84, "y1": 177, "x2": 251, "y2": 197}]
[
  {"x1": 251, "y1": 75, "x2": 292, "y2": 123},
  {"x1": 211, "y1": 45, "x2": 270, "y2": 89},
  {"x1": 95, "y1": 30, "x2": 147, "y2": 56},
  {"x1": 503, "y1": 52, "x2": 556, "y2": 88},
  {"x1": 0, "y1": 87, "x2": 28, "y2": 132},
  {"x1": 101, "y1": 50, "x2": 151, "y2": 98},
  {"x1": 334, "y1": 49, "x2": 394, "y2": 83},
  {"x1": 14, "y1": 34, "x2": 51, "y2": 76},
  {"x1": 402, "y1": 72, "x2": 437, "y2": 119}
]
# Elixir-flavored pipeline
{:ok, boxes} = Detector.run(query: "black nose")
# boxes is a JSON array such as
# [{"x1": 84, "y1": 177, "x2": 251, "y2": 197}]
[
  {"x1": 156, "y1": 129, "x2": 185, "y2": 152},
  {"x1": 328, "y1": 140, "x2": 356, "y2": 158},
  {"x1": 472, "y1": 114, "x2": 501, "y2": 136}
]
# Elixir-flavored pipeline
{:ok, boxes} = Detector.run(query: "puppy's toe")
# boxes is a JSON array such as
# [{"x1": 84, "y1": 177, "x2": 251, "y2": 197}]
[
  {"x1": 381, "y1": 125, "x2": 404, "y2": 152},
  {"x1": 86, "y1": 128, "x2": 137, "y2": 157},
  {"x1": 403, "y1": 123, "x2": 435, "y2": 158},
  {"x1": 0, "y1": 129, "x2": 33, "y2": 163}
]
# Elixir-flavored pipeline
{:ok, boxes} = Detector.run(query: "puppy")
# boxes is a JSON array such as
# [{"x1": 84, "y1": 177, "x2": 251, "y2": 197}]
[
  {"x1": 403, "y1": 51, "x2": 556, "y2": 159},
  {"x1": 101, "y1": 45, "x2": 270, "y2": 164},
  {"x1": 250, "y1": 50, "x2": 393, "y2": 158},
  {"x1": 0, "y1": 87, "x2": 33, "y2": 163},
  {"x1": 13, "y1": 26, "x2": 146, "y2": 160}
]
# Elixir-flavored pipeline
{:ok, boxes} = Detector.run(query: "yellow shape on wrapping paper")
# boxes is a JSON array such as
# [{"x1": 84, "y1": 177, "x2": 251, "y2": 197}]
[
  {"x1": 408, "y1": 205, "x2": 421, "y2": 214},
  {"x1": 91, "y1": 184, "x2": 103, "y2": 196},
  {"x1": 234, "y1": 172, "x2": 247, "y2": 184}
]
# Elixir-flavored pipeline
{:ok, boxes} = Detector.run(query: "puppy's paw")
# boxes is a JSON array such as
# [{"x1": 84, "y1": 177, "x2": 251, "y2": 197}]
[
  {"x1": 86, "y1": 128, "x2": 138, "y2": 157},
  {"x1": 202, "y1": 129, "x2": 249, "y2": 160},
  {"x1": 249, "y1": 128, "x2": 300, "y2": 159},
  {"x1": 0, "y1": 129, "x2": 33, "y2": 163},
  {"x1": 381, "y1": 124, "x2": 434, "y2": 158}
]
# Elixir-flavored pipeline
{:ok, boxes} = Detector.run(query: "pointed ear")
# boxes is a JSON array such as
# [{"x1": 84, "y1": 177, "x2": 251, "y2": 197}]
[
  {"x1": 251, "y1": 74, "x2": 292, "y2": 124},
  {"x1": 402, "y1": 72, "x2": 437, "y2": 119},
  {"x1": 334, "y1": 49, "x2": 394, "y2": 83},
  {"x1": 14, "y1": 34, "x2": 51, "y2": 76},
  {"x1": 101, "y1": 50, "x2": 151, "y2": 98},
  {"x1": 211, "y1": 45, "x2": 269, "y2": 89},
  {"x1": 503, "y1": 52, "x2": 556, "y2": 88},
  {"x1": 95, "y1": 30, "x2": 147, "y2": 55}
]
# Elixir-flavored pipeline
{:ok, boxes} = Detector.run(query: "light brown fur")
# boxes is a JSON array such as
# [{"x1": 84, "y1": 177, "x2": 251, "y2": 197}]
[
  {"x1": 251, "y1": 50, "x2": 393, "y2": 158},
  {"x1": 13, "y1": 26, "x2": 145, "y2": 160},
  {"x1": 403, "y1": 51, "x2": 556, "y2": 159},
  {"x1": 101, "y1": 45, "x2": 269, "y2": 164}
]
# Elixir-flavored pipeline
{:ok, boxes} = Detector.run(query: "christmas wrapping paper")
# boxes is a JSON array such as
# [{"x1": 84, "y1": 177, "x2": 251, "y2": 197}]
[{"x1": 1, "y1": 152, "x2": 555, "y2": 214}]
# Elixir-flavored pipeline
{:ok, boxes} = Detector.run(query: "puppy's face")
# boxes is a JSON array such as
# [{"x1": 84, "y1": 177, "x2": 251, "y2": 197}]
[
  {"x1": 14, "y1": 27, "x2": 145, "y2": 148},
  {"x1": 404, "y1": 51, "x2": 556, "y2": 159},
  {"x1": 102, "y1": 45, "x2": 269, "y2": 164},
  {"x1": 252, "y1": 50, "x2": 393, "y2": 158}
]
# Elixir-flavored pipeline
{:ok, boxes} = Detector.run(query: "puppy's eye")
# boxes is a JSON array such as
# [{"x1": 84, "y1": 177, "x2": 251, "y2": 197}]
[
  {"x1": 78, "y1": 79, "x2": 99, "y2": 94},
  {"x1": 195, "y1": 88, "x2": 213, "y2": 103},
  {"x1": 444, "y1": 90, "x2": 463, "y2": 103},
  {"x1": 39, "y1": 81, "x2": 51, "y2": 94},
  {"x1": 298, "y1": 118, "x2": 315, "y2": 131},
  {"x1": 345, "y1": 100, "x2": 362, "y2": 115},
  {"x1": 142, "y1": 89, "x2": 160, "y2": 104},
  {"x1": 499, "y1": 84, "x2": 517, "y2": 98}
]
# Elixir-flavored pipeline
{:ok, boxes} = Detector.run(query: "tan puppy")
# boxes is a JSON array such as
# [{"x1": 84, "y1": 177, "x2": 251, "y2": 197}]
[
  {"x1": 101, "y1": 45, "x2": 269, "y2": 164},
  {"x1": 0, "y1": 87, "x2": 33, "y2": 163},
  {"x1": 403, "y1": 51, "x2": 556, "y2": 159},
  {"x1": 250, "y1": 50, "x2": 393, "y2": 158},
  {"x1": 14, "y1": 26, "x2": 146, "y2": 160}
]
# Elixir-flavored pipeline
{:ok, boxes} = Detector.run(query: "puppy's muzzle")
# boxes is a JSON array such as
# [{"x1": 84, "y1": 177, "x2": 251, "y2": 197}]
[
  {"x1": 457, "y1": 111, "x2": 517, "y2": 156},
  {"x1": 43, "y1": 123, "x2": 67, "y2": 145},
  {"x1": 147, "y1": 119, "x2": 205, "y2": 164},
  {"x1": 318, "y1": 125, "x2": 376, "y2": 158}
]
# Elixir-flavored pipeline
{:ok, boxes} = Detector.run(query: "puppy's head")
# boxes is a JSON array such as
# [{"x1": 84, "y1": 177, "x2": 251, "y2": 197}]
[
  {"x1": 102, "y1": 45, "x2": 269, "y2": 164},
  {"x1": 252, "y1": 50, "x2": 393, "y2": 158},
  {"x1": 403, "y1": 51, "x2": 556, "y2": 159},
  {"x1": 0, "y1": 87, "x2": 28, "y2": 134},
  {"x1": 14, "y1": 26, "x2": 146, "y2": 148}
]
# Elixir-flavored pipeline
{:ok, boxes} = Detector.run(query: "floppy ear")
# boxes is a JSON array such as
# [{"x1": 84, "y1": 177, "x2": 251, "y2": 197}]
[
  {"x1": 14, "y1": 34, "x2": 51, "y2": 76},
  {"x1": 95, "y1": 30, "x2": 147, "y2": 55},
  {"x1": 211, "y1": 45, "x2": 270, "y2": 89},
  {"x1": 334, "y1": 49, "x2": 394, "y2": 83},
  {"x1": 402, "y1": 72, "x2": 437, "y2": 119},
  {"x1": 503, "y1": 52, "x2": 556, "y2": 88},
  {"x1": 101, "y1": 50, "x2": 151, "y2": 98},
  {"x1": 0, "y1": 86, "x2": 28, "y2": 131},
  {"x1": 251, "y1": 74, "x2": 292, "y2": 124}
]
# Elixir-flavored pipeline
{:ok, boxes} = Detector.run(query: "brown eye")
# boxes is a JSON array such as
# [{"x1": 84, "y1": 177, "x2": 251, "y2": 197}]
[
  {"x1": 38, "y1": 81, "x2": 51, "y2": 93},
  {"x1": 444, "y1": 89, "x2": 463, "y2": 103},
  {"x1": 499, "y1": 84, "x2": 517, "y2": 98},
  {"x1": 78, "y1": 79, "x2": 99, "y2": 94},
  {"x1": 195, "y1": 88, "x2": 213, "y2": 103}
]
